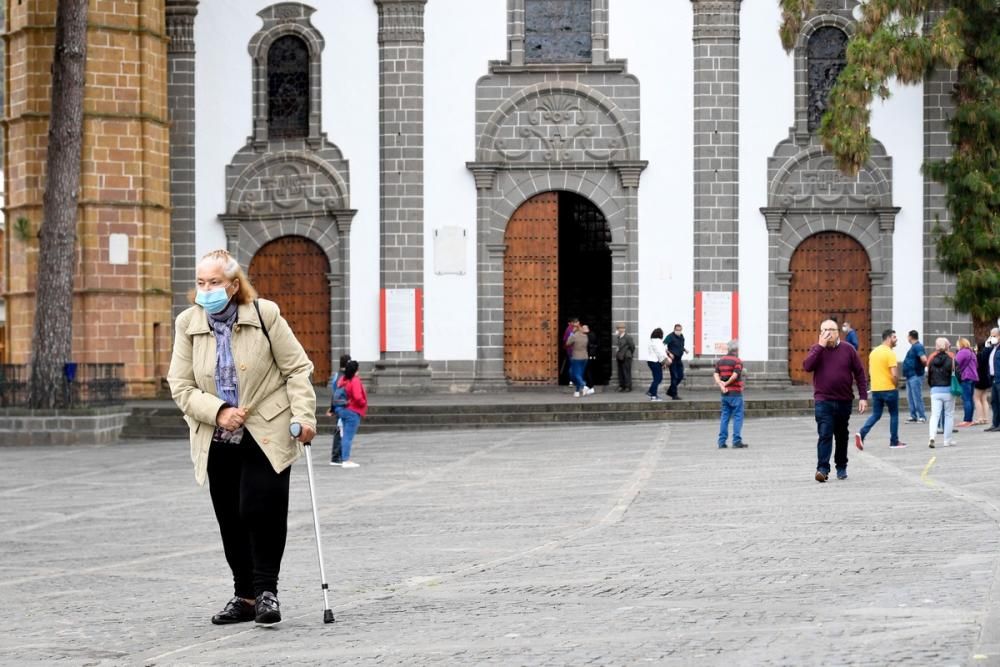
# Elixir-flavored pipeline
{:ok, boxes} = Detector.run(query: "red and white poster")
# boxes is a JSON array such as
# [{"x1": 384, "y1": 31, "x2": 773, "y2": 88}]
[
  {"x1": 694, "y1": 291, "x2": 739, "y2": 356},
  {"x1": 379, "y1": 288, "x2": 423, "y2": 352}
]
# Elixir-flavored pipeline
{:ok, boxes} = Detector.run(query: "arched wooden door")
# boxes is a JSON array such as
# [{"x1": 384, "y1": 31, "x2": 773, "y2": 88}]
[
  {"x1": 249, "y1": 236, "x2": 331, "y2": 383},
  {"x1": 788, "y1": 232, "x2": 871, "y2": 384},
  {"x1": 504, "y1": 192, "x2": 559, "y2": 383}
]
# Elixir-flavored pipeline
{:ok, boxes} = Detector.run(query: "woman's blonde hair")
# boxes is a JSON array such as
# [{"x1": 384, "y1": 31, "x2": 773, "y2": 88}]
[
  {"x1": 935, "y1": 337, "x2": 951, "y2": 351},
  {"x1": 188, "y1": 249, "x2": 259, "y2": 305},
  {"x1": 957, "y1": 337, "x2": 971, "y2": 350}
]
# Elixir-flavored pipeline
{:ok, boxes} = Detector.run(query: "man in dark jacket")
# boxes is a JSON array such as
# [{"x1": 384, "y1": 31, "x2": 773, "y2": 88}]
[
  {"x1": 665, "y1": 324, "x2": 688, "y2": 400},
  {"x1": 803, "y1": 319, "x2": 869, "y2": 482},
  {"x1": 614, "y1": 322, "x2": 635, "y2": 392}
]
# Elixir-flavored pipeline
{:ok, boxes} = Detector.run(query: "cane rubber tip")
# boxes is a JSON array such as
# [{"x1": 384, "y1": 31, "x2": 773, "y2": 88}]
[{"x1": 324, "y1": 610, "x2": 335, "y2": 624}]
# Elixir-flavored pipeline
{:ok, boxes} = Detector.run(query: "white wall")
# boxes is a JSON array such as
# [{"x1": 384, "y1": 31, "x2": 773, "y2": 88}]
[
  {"x1": 613, "y1": 0, "x2": 694, "y2": 360},
  {"x1": 871, "y1": 80, "x2": 924, "y2": 360},
  {"x1": 739, "y1": 4, "x2": 795, "y2": 361},
  {"x1": 196, "y1": 1, "x2": 380, "y2": 360},
  {"x1": 423, "y1": 0, "x2": 506, "y2": 360}
]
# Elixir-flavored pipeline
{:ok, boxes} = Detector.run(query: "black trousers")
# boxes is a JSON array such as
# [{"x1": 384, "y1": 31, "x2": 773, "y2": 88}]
[
  {"x1": 207, "y1": 431, "x2": 291, "y2": 598},
  {"x1": 617, "y1": 358, "x2": 632, "y2": 389}
]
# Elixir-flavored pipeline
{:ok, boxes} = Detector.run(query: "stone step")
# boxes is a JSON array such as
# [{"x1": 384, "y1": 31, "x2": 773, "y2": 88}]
[{"x1": 122, "y1": 398, "x2": 825, "y2": 439}]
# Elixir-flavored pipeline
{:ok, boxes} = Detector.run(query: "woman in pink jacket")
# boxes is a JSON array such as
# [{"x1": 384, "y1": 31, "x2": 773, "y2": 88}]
[{"x1": 333, "y1": 360, "x2": 368, "y2": 468}]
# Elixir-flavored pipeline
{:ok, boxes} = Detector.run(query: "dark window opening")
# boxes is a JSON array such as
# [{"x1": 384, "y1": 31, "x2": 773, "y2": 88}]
[
  {"x1": 525, "y1": 0, "x2": 592, "y2": 63},
  {"x1": 267, "y1": 35, "x2": 310, "y2": 138},
  {"x1": 807, "y1": 26, "x2": 848, "y2": 133}
]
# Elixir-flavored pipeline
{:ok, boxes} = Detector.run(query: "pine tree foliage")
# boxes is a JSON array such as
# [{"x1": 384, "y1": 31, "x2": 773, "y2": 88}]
[{"x1": 779, "y1": 0, "x2": 1000, "y2": 324}]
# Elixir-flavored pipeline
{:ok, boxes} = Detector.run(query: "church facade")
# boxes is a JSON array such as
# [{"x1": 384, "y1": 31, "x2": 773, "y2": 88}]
[{"x1": 2, "y1": 0, "x2": 969, "y2": 394}]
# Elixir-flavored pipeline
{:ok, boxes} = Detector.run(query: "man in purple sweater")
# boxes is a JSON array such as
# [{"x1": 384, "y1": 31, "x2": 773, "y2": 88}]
[{"x1": 803, "y1": 319, "x2": 869, "y2": 482}]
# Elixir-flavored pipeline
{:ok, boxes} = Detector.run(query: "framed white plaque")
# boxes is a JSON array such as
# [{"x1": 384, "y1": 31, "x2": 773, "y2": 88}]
[
  {"x1": 380, "y1": 288, "x2": 423, "y2": 352},
  {"x1": 695, "y1": 291, "x2": 738, "y2": 356}
]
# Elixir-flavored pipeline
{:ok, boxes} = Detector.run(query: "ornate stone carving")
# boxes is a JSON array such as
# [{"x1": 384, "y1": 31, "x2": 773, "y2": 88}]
[
  {"x1": 772, "y1": 154, "x2": 889, "y2": 209},
  {"x1": 691, "y1": 0, "x2": 742, "y2": 41},
  {"x1": 165, "y1": 0, "x2": 198, "y2": 53},
  {"x1": 375, "y1": 0, "x2": 427, "y2": 44},
  {"x1": 230, "y1": 158, "x2": 347, "y2": 216},
  {"x1": 492, "y1": 93, "x2": 625, "y2": 163}
]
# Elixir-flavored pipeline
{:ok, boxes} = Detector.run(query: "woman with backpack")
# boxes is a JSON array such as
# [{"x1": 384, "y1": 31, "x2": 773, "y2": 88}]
[
  {"x1": 927, "y1": 337, "x2": 957, "y2": 448},
  {"x1": 333, "y1": 360, "x2": 368, "y2": 468}
]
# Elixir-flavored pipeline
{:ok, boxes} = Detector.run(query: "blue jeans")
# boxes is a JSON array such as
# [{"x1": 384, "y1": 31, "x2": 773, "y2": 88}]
[
  {"x1": 647, "y1": 361, "x2": 663, "y2": 397},
  {"x1": 667, "y1": 360, "x2": 684, "y2": 397},
  {"x1": 992, "y1": 383, "x2": 1000, "y2": 428},
  {"x1": 859, "y1": 390, "x2": 900, "y2": 445},
  {"x1": 961, "y1": 379, "x2": 975, "y2": 422},
  {"x1": 815, "y1": 399, "x2": 852, "y2": 474},
  {"x1": 718, "y1": 393, "x2": 744, "y2": 445},
  {"x1": 569, "y1": 359, "x2": 587, "y2": 391},
  {"x1": 929, "y1": 387, "x2": 955, "y2": 442},
  {"x1": 334, "y1": 407, "x2": 362, "y2": 461},
  {"x1": 905, "y1": 375, "x2": 926, "y2": 420}
]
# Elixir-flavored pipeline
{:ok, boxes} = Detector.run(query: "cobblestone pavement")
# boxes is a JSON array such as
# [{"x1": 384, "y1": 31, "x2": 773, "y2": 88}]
[{"x1": 4, "y1": 415, "x2": 1000, "y2": 665}]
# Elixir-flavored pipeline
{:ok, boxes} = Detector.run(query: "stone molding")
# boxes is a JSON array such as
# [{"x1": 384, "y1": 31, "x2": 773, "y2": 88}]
[
  {"x1": 691, "y1": 0, "x2": 742, "y2": 41},
  {"x1": 165, "y1": 0, "x2": 198, "y2": 53},
  {"x1": 374, "y1": 0, "x2": 427, "y2": 44}
]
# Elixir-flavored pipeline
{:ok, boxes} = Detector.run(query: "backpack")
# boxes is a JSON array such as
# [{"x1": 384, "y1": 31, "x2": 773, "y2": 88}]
[{"x1": 331, "y1": 372, "x2": 348, "y2": 407}]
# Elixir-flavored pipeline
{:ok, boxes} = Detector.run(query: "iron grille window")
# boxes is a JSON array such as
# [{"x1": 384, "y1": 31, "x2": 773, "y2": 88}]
[
  {"x1": 267, "y1": 35, "x2": 310, "y2": 138},
  {"x1": 525, "y1": 0, "x2": 592, "y2": 63},
  {"x1": 807, "y1": 27, "x2": 848, "y2": 133}
]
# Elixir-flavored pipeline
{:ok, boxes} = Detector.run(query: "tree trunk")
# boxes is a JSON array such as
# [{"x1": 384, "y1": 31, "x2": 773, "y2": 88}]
[{"x1": 28, "y1": 0, "x2": 88, "y2": 408}]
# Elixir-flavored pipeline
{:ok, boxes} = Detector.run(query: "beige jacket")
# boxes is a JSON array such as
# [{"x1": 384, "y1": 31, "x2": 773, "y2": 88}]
[{"x1": 167, "y1": 299, "x2": 317, "y2": 486}]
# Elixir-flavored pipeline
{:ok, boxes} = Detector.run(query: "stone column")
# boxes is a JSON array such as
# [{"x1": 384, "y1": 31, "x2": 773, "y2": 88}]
[
  {"x1": 166, "y1": 0, "x2": 198, "y2": 319},
  {"x1": 922, "y1": 11, "x2": 969, "y2": 338},
  {"x1": 691, "y1": 0, "x2": 742, "y2": 341},
  {"x1": 371, "y1": 0, "x2": 431, "y2": 392}
]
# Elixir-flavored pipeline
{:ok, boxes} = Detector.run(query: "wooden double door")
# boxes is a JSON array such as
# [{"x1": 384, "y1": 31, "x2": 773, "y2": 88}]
[
  {"x1": 788, "y1": 231, "x2": 871, "y2": 384},
  {"x1": 248, "y1": 236, "x2": 332, "y2": 383},
  {"x1": 503, "y1": 192, "x2": 612, "y2": 385}
]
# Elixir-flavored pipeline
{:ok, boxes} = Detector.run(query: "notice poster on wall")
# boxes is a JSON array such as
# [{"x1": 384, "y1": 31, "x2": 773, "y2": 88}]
[
  {"x1": 694, "y1": 291, "x2": 739, "y2": 356},
  {"x1": 380, "y1": 288, "x2": 423, "y2": 352}
]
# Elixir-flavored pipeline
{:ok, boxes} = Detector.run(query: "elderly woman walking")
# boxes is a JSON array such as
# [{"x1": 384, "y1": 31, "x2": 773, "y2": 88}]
[
  {"x1": 168, "y1": 249, "x2": 316, "y2": 626},
  {"x1": 927, "y1": 337, "x2": 956, "y2": 448}
]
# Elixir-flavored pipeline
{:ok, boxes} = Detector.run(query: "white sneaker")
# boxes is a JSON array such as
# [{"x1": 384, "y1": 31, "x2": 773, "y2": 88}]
[
  {"x1": 341, "y1": 461, "x2": 360, "y2": 469},
  {"x1": 573, "y1": 391, "x2": 581, "y2": 398},
  {"x1": 584, "y1": 387, "x2": 595, "y2": 396},
  {"x1": 329, "y1": 461, "x2": 342, "y2": 466},
  {"x1": 944, "y1": 440, "x2": 957, "y2": 447}
]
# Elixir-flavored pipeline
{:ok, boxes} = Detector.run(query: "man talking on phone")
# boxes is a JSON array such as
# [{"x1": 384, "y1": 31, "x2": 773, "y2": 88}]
[{"x1": 803, "y1": 319, "x2": 869, "y2": 482}]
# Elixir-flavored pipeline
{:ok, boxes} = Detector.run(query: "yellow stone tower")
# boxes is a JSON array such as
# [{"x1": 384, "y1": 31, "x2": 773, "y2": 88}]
[{"x1": 3, "y1": 0, "x2": 171, "y2": 397}]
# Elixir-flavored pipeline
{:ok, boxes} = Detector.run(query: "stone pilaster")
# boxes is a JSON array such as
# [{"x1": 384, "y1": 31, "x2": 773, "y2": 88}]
[
  {"x1": 922, "y1": 11, "x2": 970, "y2": 339},
  {"x1": 166, "y1": 0, "x2": 198, "y2": 319},
  {"x1": 691, "y1": 0, "x2": 741, "y2": 317},
  {"x1": 372, "y1": 0, "x2": 431, "y2": 393}
]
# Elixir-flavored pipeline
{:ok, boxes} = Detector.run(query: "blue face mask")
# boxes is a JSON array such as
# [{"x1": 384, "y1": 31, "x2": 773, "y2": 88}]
[{"x1": 196, "y1": 285, "x2": 232, "y2": 314}]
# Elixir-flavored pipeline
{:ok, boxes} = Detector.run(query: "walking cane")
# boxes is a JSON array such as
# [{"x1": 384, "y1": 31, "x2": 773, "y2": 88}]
[{"x1": 290, "y1": 422, "x2": 336, "y2": 624}]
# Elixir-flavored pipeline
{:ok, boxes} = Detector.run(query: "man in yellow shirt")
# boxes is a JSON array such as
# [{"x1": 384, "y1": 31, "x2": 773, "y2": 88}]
[{"x1": 856, "y1": 328, "x2": 907, "y2": 450}]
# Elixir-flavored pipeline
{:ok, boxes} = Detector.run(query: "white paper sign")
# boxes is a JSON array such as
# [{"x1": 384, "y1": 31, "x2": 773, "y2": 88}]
[
  {"x1": 384, "y1": 288, "x2": 417, "y2": 352},
  {"x1": 433, "y1": 226, "x2": 467, "y2": 275},
  {"x1": 699, "y1": 291, "x2": 734, "y2": 355}
]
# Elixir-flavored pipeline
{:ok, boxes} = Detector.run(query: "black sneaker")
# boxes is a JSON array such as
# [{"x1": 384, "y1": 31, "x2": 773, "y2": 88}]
[
  {"x1": 211, "y1": 596, "x2": 256, "y2": 625},
  {"x1": 732, "y1": 442, "x2": 748, "y2": 448},
  {"x1": 255, "y1": 591, "x2": 281, "y2": 625}
]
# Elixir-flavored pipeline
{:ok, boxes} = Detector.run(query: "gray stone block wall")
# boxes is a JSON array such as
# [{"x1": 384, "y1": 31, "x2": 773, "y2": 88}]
[
  {"x1": 691, "y1": 0, "x2": 741, "y2": 295},
  {"x1": 167, "y1": 0, "x2": 199, "y2": 319},
  {"x1": 372, "y1": 0, "x2": 431, "y2": 390},
  {"x1": 922, "y1": 11, "x2": 971, "y2": 339}
]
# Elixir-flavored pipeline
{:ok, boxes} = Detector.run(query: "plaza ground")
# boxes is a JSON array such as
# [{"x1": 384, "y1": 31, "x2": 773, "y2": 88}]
[{"x1": 3, "y1": 414, "x2": 1000, "y2": 665}]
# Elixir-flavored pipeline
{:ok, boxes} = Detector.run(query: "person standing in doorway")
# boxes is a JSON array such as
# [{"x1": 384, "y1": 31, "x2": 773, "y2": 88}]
[
  {"x1": 582, "y1": 324, "x2": 599, "y2": 388},
  {"x1": 803, "y1": 319, "x2": 868, "y2": 482},
  {"x1": 842, "y1": 321, "x2": 860, "y2": 350},
  {"x1": 325, "y1": 353, "x2": 351, "y2": 465},
  {"x1": 614, "y1": 322, "x2": 635, "y2": 392},
  {"x1": 713, "y1": 340, "x2": 746, "y2": 449},
  {"x1": 560, "y1": 316, "x2": 580, "y2": 385},
  {"x1": 566, "y1": 322, "x2": 594, "y2": 398},
  {"x1": 647, "y1": 328, "x2": 670, "y2": 402},
  {"x1": 902, "y1": 330, "x2": 928, "y2": 423},
  {"x1": 334, "y1": 360, "x2": 368, "y2": 468},
  {"x1": 665, "y1": 324, "x2": 688, "y2": 400},
  {"x1": 954, "y1": 337, "x2": 979, "y2": 427},
  {"x1": 856, "y1": 329, "x2": 906, "y2": 450}
]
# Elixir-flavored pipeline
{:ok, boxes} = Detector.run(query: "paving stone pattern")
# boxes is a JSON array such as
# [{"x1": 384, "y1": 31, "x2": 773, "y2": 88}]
[{"x1": 3, "y1": 416, "x2": 1000, "y2": 664}]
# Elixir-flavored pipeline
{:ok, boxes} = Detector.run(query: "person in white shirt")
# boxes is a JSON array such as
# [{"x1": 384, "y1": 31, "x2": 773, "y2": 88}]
[{"x1": 646, "y1": 328, "x2": 671, "y2": 402}]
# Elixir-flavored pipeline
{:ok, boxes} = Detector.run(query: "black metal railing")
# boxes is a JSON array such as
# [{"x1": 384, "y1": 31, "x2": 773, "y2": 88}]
[{"x1": 0, "y1": 363, "x2": 125, "y2": 407}]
